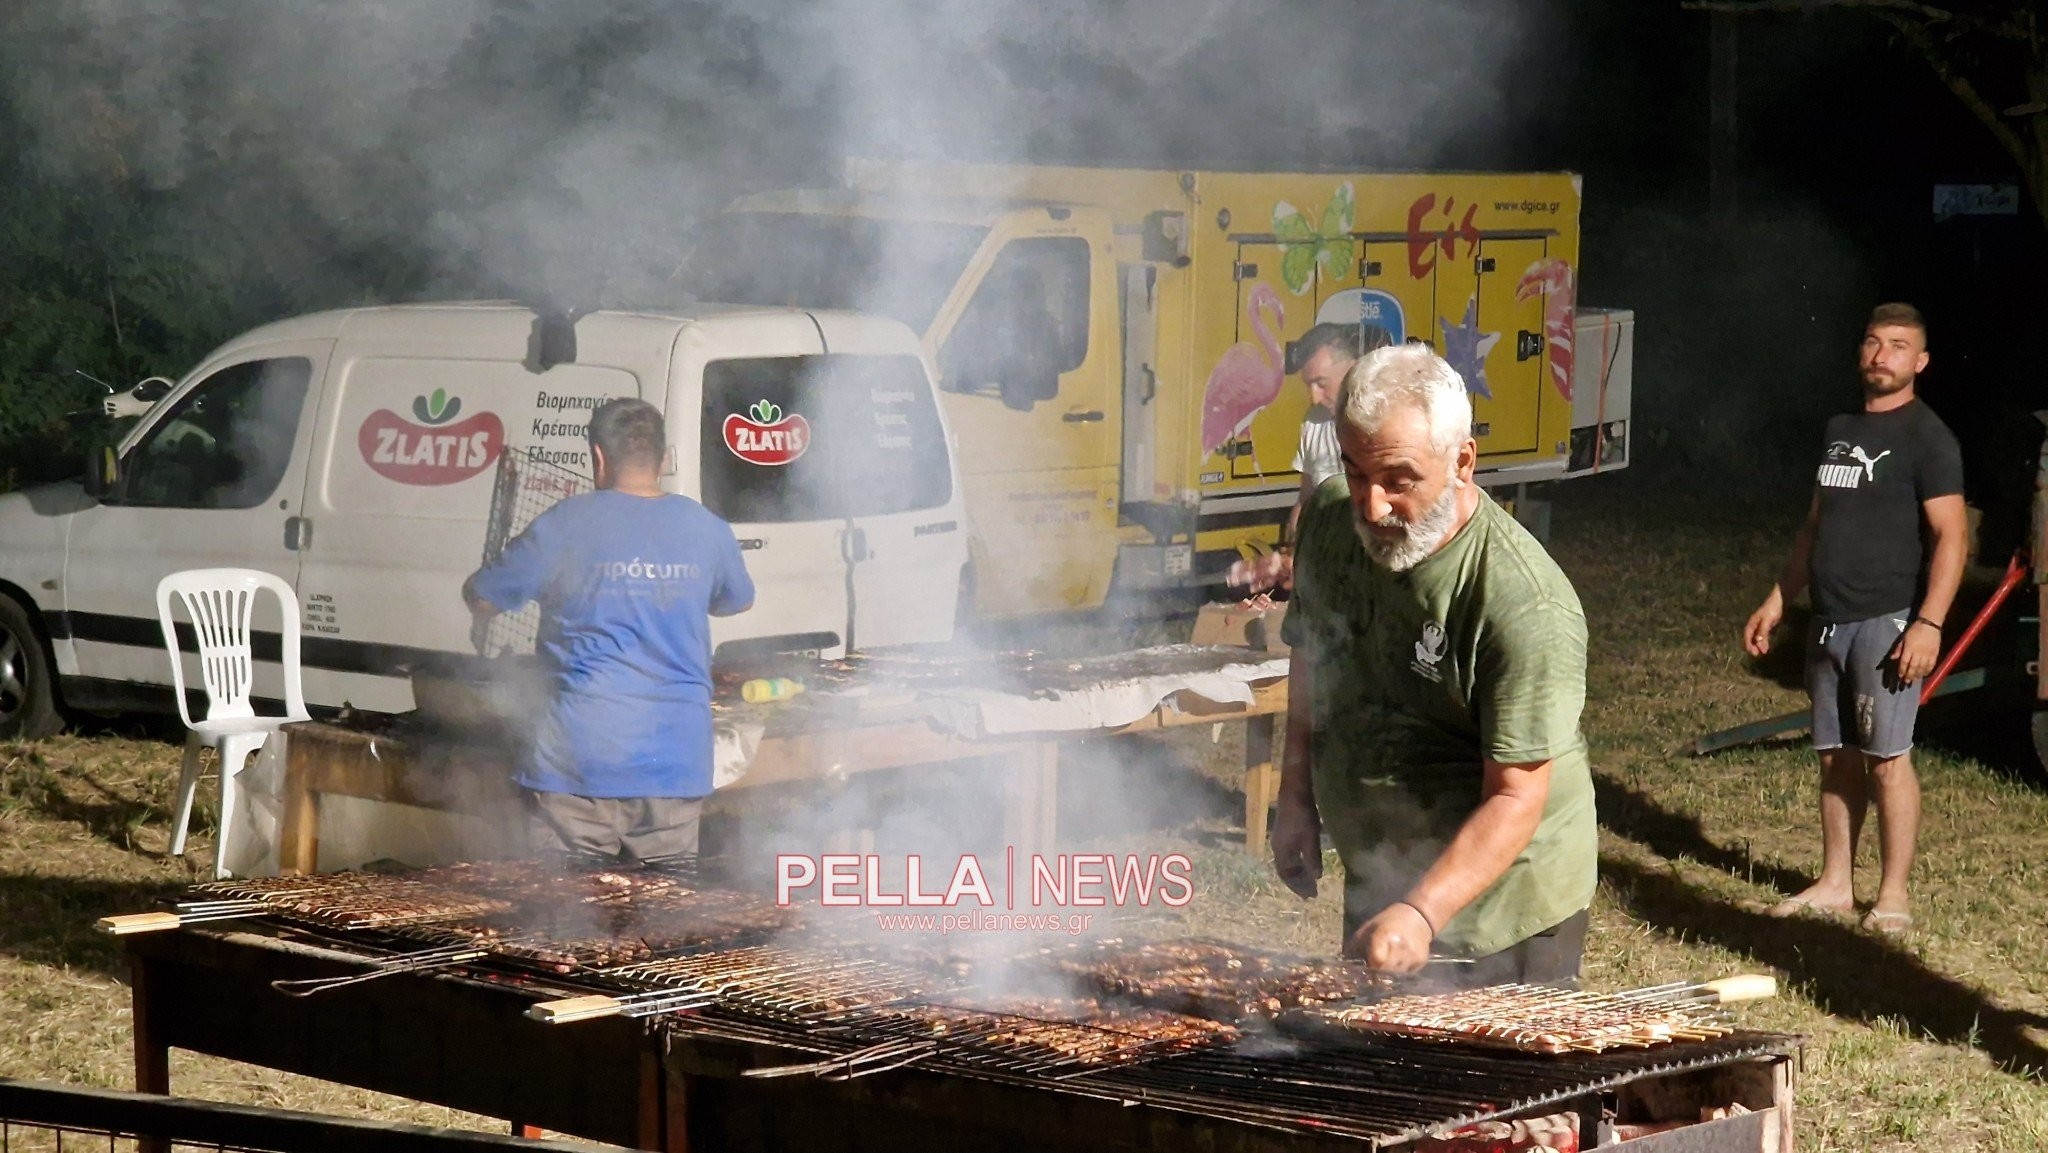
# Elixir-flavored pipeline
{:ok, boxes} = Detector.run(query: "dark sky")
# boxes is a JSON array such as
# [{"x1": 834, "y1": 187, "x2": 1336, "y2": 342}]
[{"x1": 2, "y1": 1, "x2": 2038, "y2": 516}]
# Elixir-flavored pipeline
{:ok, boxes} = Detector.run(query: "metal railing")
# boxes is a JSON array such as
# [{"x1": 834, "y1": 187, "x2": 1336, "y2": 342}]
[{"x1": 0, "y1": 1080, "x2": 591, "y2": 1153}]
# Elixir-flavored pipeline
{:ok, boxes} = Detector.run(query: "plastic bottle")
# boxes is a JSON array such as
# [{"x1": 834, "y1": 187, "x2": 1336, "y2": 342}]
[{"x1": 741, "y1": 677, "x2": 805, "y2": 704}]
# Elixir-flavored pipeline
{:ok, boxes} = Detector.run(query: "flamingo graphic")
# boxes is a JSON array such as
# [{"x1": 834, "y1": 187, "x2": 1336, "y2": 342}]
[
  {"x1": 1515, "y1": 259, "x2": 1576, "y2": 402},
  {"x1": 1200, "y1": 281, "x2": 1286, "y2": 470}
]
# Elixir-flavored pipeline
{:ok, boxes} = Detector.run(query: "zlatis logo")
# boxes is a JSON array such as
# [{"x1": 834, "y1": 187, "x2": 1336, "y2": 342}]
[
  {"x1": 723, "y1": 399, "x2": 810, "y2": 466},
  {"x1": 358, "y1": 388, "x2": 504, "y2": 485}
]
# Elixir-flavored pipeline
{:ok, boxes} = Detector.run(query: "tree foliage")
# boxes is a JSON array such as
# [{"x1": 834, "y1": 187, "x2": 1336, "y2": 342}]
[{"x1": 1691, "y1": 1, "x2": 2048, "y2": 230}]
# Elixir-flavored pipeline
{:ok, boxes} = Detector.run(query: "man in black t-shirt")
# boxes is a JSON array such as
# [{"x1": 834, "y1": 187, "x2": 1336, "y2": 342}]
[{"x1": 1743, "y1": 303, "x2": 1967, "y2": 936}]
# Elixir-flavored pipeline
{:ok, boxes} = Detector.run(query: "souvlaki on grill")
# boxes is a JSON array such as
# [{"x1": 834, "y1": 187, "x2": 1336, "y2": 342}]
[{"x1": 98, "y1": 859, "x2": 1778, "y2": 1074}]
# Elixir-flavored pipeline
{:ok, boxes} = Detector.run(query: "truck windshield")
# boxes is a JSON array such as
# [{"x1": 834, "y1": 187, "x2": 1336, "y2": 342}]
[
  {"x1": 700, "y1": 354, "x2": 950, "y2": 524},
  {"x1": 687, "y1": 214, "x2": 988, "y2": 334}
]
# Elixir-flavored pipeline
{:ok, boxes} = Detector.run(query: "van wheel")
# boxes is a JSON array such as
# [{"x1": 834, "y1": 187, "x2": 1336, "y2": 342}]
[{"x1": 0, "y1": 597, "x2": 62, "y2": 740}]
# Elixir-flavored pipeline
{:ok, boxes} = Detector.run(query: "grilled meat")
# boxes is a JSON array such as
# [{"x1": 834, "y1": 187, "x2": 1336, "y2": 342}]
[
  {"x1": 1056, "y1": 937, "x2": 1389, "y2": 1020},
  {"x1": 1324, "y1": 985, "x2": 1735, "y2": 1054}
]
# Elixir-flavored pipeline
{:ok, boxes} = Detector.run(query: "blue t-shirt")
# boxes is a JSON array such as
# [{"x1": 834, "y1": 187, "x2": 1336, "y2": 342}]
[{"x1": 467, "y1": 489, "x2": 755, "y2": 798}]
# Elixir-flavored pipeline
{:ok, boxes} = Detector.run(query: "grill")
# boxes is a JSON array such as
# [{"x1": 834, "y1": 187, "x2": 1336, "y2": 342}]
[
  {"x1": 1314, "y1": 979, "x2": 1765, "y2": 1054},
  {"x1": 111, "y1": 861, "x2": 1799, "y2": 1151},
  {"x1": 1049, "y1": 934, "x2": 1397, "y2": 1019},
  {"x1": 531, "y1": 945, "x2": 940, "y2": 1023}
]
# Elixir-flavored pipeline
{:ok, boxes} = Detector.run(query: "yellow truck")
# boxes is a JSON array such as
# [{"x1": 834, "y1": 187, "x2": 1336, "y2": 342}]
[{"x1": 690, "y1": 162, "x2": 1634, "y2": 619}]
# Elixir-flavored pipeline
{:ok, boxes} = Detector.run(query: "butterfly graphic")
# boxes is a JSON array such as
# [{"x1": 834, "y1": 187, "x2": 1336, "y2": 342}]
[{"x1": 1272, "y1": 181, "x2": 1356, "y2": 296}]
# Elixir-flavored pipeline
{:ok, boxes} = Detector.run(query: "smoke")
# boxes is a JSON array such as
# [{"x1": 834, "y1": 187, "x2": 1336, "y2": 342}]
[
  {"x1": 3, "y1": 0, "x2": 1557, "y2": 963},
  {"x1": 2, "y1": 0, "x2": 1551, "y2": 312}
]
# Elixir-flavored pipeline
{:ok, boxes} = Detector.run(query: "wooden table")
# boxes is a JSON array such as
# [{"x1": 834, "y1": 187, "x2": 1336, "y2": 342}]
[{"x1": 276, "y1": 676, "x2": 1288, "y2": 875}]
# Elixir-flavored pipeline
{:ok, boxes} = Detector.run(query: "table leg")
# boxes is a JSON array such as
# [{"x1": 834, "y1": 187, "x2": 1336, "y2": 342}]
[
  {"x1": 1003, "y1": 742, "x2": 1060, "y2": 861},
  {"x1": 277, "y1": 742, "x2": 320, "y2": 876},
  {"x1": 130, "y1": 950, "x2": 174, "y2": 1153},
  {"x1": 130, "y1": 951, "x2": 169, "y2": 1095},
  {"x1": 1242, "y1": 713, "x2": 1278, "y2": 857}
]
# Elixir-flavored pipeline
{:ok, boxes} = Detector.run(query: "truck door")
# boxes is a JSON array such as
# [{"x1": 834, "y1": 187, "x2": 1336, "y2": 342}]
[
  {"x1": 1469, "y1": 236, "x2": 1551, "y2": 458},
  {"x1": 62, "y1": 344, "x2": 329, "y2": 699},
  {"x1": 932, "y1": 222, "x2": 1121, "y2": 617},
  {"x1": 696, "y1": 344, "x2": 961, "y2": 656}
]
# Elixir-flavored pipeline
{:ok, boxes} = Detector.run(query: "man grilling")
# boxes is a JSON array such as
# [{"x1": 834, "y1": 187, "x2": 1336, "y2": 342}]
[
  {"x1": 463, "y1": 398, "x2": 755, "y2": 861},
  {"x1": 1273, "y1": 343, "x2": 1597, "y2": 986}
]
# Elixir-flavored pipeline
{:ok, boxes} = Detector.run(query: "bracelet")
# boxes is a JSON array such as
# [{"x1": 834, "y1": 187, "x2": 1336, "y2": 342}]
[
  {"x1": 1395, "y1": 899, "x2": 1438, "y2": 938},
  {"x1": 1912, "y1": 616, "x2": 1942, "y2": 632}
]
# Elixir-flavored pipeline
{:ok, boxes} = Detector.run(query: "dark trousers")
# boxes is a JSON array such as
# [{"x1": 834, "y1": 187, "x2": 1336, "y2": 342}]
[
  {"x1": 1452, "y1": 907, "x2": 1590, "y2": 989},
  {"x1": 524, "y1": 790, "x2": 703, "y2": 862}
]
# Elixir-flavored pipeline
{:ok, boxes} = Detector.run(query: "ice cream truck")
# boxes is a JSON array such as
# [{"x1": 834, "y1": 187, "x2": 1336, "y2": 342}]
[{"x1": 691, "y1": 163, "x2": 1635, "y2": 619}]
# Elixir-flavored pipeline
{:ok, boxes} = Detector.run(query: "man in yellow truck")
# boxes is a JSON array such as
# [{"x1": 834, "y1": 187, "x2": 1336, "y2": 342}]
[
  {"x1": 1272, "y1": 343, "x2": 1598, "y2": 985},
  {"x1": 1229, "y1": 322, "x2": 1392, "y2": 594}
]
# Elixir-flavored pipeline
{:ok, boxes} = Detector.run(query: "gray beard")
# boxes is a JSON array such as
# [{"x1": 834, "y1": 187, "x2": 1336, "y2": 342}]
[{"x1": 1352, "y1": 479, "x2": 1462, "y2": 571}]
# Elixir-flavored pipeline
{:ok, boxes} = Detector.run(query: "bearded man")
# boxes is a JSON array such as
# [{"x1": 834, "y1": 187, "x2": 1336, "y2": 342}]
[{"x1": 1274, "y1": 343, "x2": 1598, "y2": 985}]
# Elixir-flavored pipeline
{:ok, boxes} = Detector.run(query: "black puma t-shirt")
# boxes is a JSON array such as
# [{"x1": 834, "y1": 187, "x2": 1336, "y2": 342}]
[{"x1": 1809, "y1": 399, "x2": 1963, "y2": 624}]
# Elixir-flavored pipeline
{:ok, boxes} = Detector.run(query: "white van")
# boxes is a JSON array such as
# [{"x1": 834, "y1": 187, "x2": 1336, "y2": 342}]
[{"x1": 0, "y1": 303, "x2": 969, "y2": 735}]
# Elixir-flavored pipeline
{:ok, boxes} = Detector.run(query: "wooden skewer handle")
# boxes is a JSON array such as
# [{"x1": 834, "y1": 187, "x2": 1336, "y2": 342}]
[
  {"x1": 95, "y1": 912, "x2": 183, "y2": 936},
  {"x1": 526, "y1": 995, "x2": 624, "y2": 1024},
  {"x1": 1700, "y1": 973, "x2": 1777, "y2": 1003}
]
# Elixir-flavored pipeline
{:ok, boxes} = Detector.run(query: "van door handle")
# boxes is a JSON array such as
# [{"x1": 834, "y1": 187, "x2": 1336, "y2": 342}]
[
  {"x1": 841, "y1": 526, "x2": 869, "y2": 563},
  {"x1": 1063, "y1": 410, "x2": 1105, "y2": 423},
  {"x1": 284, "y1": 516, "x2": 313, "y2": 551}
]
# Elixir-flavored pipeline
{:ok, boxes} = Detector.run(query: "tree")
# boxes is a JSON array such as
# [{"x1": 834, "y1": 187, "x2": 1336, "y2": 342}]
[{"x1": 1687, "y1": 1, "x2": 2048, "y2": 230}]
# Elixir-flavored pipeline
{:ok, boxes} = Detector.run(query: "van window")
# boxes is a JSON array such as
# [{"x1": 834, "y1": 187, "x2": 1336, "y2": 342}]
[
  {"x1": 700, "y1": 354, "x2": 950, "y2": 524},
  {"x1": 121, "y1": 357, "x2": 313, "y2": 509},
  {"x1": 938, "y1": 237, "x2": 1091, "y2": 399}
]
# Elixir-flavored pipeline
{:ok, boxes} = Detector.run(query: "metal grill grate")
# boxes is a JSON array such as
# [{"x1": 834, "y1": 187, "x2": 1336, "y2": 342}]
[{"x1": 479, "y1": 450, "x2": 589, "y2": 656}]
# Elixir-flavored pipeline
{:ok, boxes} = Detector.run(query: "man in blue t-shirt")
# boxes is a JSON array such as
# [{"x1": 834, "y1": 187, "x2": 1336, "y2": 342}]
[{"x1": 464, "y1": 398, "x2": 755, "y2": 861}]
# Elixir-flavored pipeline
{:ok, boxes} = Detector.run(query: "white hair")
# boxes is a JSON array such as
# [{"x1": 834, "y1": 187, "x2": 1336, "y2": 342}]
[{"x1": 1335, "y1": 341, "x2": 1474, "y2": 458}]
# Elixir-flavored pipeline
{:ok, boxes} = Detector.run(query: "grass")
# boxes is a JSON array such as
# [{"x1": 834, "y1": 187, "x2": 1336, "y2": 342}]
[{"x1": 4, "y1": 467, "x2": 2048, "y2": 1147}]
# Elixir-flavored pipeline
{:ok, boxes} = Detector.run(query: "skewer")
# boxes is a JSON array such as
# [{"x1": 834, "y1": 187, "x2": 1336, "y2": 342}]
[
  {"x1": 742, "y1": 1038, "x2": 940, "y2": 1080},
  {"x1": 1319, "y1": 973, "x2": 1775, "y2": 1054},
  {"x1": 268, "y1": 946, "x2": 489, "y2": 997}
]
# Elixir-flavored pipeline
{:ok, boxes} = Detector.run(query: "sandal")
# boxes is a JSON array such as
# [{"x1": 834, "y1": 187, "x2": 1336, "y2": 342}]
[{"x1": 1861, "y1": 909, "x2": 1913, "y2": 935}]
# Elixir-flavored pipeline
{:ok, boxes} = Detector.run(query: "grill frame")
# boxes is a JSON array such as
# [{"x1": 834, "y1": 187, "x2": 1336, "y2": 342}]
[{"x1": 123, "y1": 924, "x2": 1798, "y2": 1152}]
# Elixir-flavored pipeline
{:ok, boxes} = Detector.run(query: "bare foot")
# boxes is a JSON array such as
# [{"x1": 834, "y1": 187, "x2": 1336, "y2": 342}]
[{"x1": 1765, "y1": 886, "x2": 1854, "y2": 919}]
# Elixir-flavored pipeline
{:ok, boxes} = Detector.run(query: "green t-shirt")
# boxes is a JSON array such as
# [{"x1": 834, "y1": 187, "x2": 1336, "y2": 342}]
[{"x1": 1280, "y1": 481, "x2": 1597, "y2": 957}]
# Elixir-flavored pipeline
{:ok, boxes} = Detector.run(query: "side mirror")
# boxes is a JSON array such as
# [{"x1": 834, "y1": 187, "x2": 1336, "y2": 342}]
[
  {"x1": 104, "y1": 376, "x2": 174, "y2": 419},
  {"x1": 82, "y1": 445, "x2": 120, "y2": 501}
]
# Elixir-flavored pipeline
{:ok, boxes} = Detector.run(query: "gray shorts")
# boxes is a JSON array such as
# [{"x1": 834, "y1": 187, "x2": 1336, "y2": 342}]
[
  {"x1": 525, "y1": 790, "x2": 703, "y2": 862},
  {"x1": 1807, "y1": 612, "x2": 1919, "y2": 758}
]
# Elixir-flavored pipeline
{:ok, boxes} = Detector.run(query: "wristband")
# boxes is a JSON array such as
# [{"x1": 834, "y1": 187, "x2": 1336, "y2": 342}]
[
  {"x1": 1912, "y1": 616, "x2": 1942, "y2": 632},
  {"x1": 1395, "y1": 899, "x2": 1438, "y2": 938}
]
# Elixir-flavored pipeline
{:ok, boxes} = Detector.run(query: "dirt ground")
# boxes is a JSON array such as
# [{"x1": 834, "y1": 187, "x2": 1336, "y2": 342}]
[{"x1": 3, "y1": 469, "x2": 2047, "y2": 1149}]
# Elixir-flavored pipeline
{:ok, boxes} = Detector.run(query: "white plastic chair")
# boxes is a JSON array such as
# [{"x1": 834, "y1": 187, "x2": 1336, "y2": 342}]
[{"x1": 156, "y1": 569, "x2": 311, "y2": 878}]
